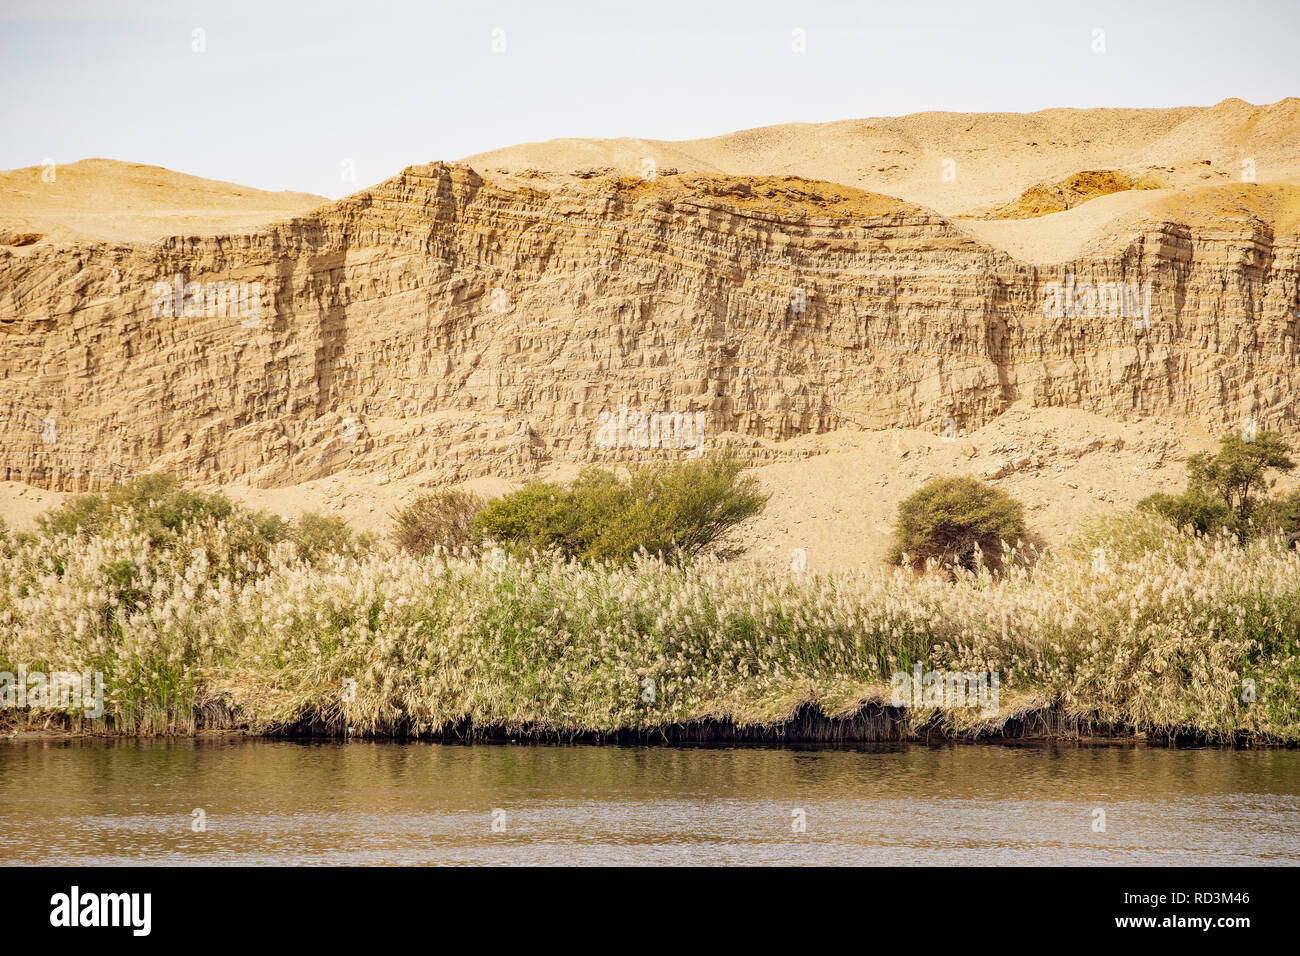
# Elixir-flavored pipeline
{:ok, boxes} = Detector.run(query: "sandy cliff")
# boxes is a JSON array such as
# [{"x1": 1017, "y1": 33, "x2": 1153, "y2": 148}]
[{"x1": 4, "y1": 163, "x2": 1299, "y2": 489}]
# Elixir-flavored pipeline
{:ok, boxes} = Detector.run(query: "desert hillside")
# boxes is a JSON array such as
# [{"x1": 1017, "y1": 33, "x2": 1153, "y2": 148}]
[
  {"x1": 2, "y1": 100, "x2": 1299, "y2": 567},
  {"x1": 12, "y1": 405, "x2": 1291, "y2": 571},
  {"x1": 467, "y1": 98, "x2": 1300, "y2": 263},
  {"x1": 0, "y1": 158, "x2": 325, "y2": 245},
  {"x1": 465, "y1": 98, "x2": 1300, "y2": 209}
]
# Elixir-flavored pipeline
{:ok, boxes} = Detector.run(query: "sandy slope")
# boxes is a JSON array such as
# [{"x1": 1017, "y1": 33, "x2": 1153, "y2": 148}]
[
  {"x1": 467, "y1": 99, "x2": 1300, "y2": 210},
  {"x1": 0, "y1": 158, "x2": 325, "y2": 246},
  {"x1": 7, "y1": 407, "x2": 1291, "y2": 571},
  {"x1": 951, "y1": 188, "x2": 1178, "y2": 263}
]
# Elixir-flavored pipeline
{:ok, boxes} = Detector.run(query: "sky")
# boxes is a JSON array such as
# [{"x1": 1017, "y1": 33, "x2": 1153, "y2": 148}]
[{"x1": 1, "y1": 0, "x2": 1296, "y2": 198}]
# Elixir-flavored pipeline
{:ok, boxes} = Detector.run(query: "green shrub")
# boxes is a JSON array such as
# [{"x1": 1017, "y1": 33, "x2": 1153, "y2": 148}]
[
  {"x1": 888, "y1": 475, "x2": 1026, "y2": 573},
  {"x1": 32, "y1": 473, "x2": 316, "y2": 566},
  {"x1": 223, "y1": 510, "x2": 290, "y2": 567},
  {"x1": 391, "y1": 489, "x2": 486, "y2": 556},
  {"x1": 471, "y1": 457, "x2": 768, "y2": 563},
  {"x1": 290, "y1": 511, "x2": 363, "y2": 562},
  {"x1": 605, "y1": 457, "x2": 768, "y2": 561},
  {"x1": 39, "y1": 474, "x2": 236, "y2": 546},
  {"x1": 1138, "y1": 488, "x2": 1231, "y2": 535},
  {"x1": 1254, "y1": 489, "x2": 1300, "y2": 546},
  {"x1": 465, "y1": 481, "x2": 578, "y2": 555}
]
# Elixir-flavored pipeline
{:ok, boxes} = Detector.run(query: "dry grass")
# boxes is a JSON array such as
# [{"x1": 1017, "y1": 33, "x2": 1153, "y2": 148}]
[
  {"x1": 391, "y1": 489, "x2": 484, "y2": 556},
  {"x1": 1, "y1": 512, "x2": 1297, "y2": 741}
]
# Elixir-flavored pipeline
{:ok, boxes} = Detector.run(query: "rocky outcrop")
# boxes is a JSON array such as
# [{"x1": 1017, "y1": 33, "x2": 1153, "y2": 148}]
[
  {"x1": 2, "y1": 163, "x2": 1298, "y2": 491},
  {"x1": 968, "y1": 168, "x2": 1167, "y2": 219}
]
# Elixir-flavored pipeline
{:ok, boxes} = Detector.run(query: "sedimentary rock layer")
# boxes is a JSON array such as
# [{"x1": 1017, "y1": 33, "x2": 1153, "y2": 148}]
[{"x1": 2, "y1": 164, "x2": 1298, "y2": 491}]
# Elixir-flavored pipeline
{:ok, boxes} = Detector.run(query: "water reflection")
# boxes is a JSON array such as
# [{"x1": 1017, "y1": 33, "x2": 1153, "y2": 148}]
[{"x1": 1, "y1": 740, "x2": 1297, "y2": 865}]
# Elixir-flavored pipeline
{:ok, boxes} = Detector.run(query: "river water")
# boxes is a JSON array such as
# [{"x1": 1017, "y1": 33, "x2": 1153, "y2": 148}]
[{"x1": 1, "y1": 739, "x2": 1297, "y2": 865}]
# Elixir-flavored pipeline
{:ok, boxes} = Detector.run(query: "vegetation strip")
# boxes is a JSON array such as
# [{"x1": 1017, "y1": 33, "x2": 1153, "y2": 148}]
[{"x1": 2, "y1": 462, "x2": 1297, "y2": 744}]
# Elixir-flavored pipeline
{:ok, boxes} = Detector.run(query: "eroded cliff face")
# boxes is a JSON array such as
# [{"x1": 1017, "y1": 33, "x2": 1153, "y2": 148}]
[{"x1": 2, "y1": 163, "x2": 1298, "y2": 491}]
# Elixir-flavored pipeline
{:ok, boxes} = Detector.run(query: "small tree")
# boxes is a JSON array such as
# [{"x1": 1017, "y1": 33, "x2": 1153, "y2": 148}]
[
  {"x1": 1186, "y1": 430, "x2": 1294, "y2": 522},
  {"x1": 1138, "y1": 430, "x2": 1298, "y2": 540},
  {"x1": 888, "y1": 476, "x2": 1026, "y2": 573}
]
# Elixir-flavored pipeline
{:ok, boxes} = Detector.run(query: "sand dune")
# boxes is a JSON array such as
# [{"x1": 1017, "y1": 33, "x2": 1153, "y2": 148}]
[
  {"x1": 6, "y1": 98, "x2": 1296, "y2": 260},
  {"x1": 464, "y1": 98, "x2": 1300, "y2": 263},
  {"x1": 955, "y1": 189, "x2": 1156, "y2": 262},
  {"x1": 965, "y1": 168, "x2": 1167, "y2": 220},
  {"x1": 0, "y1": 158, "x2": 325, "y2": 246},
  {"x1": 466, "y1": 99, "x2": 1300, "y2": 211}
]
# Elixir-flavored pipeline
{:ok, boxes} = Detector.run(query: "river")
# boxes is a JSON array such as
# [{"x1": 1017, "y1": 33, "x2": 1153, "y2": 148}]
[{"x1": 2, "y1": 739, "x2": 1297, "y2": 865}]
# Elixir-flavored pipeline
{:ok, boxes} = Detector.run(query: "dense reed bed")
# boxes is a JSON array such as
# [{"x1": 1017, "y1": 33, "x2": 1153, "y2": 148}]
[{"x1": 1, "y1": 513, "x2": 1297, "y2": 743}]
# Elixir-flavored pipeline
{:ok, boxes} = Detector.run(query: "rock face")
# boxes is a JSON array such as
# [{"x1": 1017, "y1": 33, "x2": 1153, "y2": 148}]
[{"x1": 2, "y1": 163, "x2": 1299, "y2": 492}]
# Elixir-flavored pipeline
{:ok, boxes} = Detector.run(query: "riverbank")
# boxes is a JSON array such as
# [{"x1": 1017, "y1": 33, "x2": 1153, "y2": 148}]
[
  {"x1": 3, "y1": 512, "x2": 1298, "y2": 746},
  {"x1": 4, "y1": 699, "x2": 1292, "y2": 746}
]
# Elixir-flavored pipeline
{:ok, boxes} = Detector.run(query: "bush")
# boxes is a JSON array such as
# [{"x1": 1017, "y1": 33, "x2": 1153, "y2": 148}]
[
  {"x1": 391, "y1": 489, "x2": 486, "y2": 556},
  {"x1": 1138, "y1": 488, "x2": 1231, "y2": 536},
  {"x1": 1254, "y1": 490, "x2": 1300, "y2": 547},
  {"x1": 39, "y1": 474, "x2": 237, "y2": 546},
  {"x1": 225, "y1": 510, "x2": 291, "y2": 566},
  {"x1": 471, "y1": 457, "x2": 768, "y2": 563},
  {"x1": 32, "y1": 473, "x2": 369, "y2": 565},
  {"x1": 465, "y1": 481, "x2": 578, "y2": 556},
  {"x1": 888, "y1": 475, "x2": 1026, "y2": 573},
  {"x1": 290, "y1": 511, "x2": 364, "y2": 562}
]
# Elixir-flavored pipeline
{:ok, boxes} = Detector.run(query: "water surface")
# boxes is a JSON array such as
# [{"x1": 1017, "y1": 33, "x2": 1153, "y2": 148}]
[{"x1": 1, "y1": 739, "x2": 1297, "y2": 865}]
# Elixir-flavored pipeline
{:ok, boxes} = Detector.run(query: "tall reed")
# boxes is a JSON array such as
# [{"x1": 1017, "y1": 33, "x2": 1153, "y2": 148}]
[{"x1": 1, "y1": 513, "x2": 1296, "y2": 741}]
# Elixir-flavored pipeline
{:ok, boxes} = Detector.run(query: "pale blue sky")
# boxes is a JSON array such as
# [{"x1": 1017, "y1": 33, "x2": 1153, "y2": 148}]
[{"x1": 1, "y1": 0, "x2": 1296, "y2": 198}]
